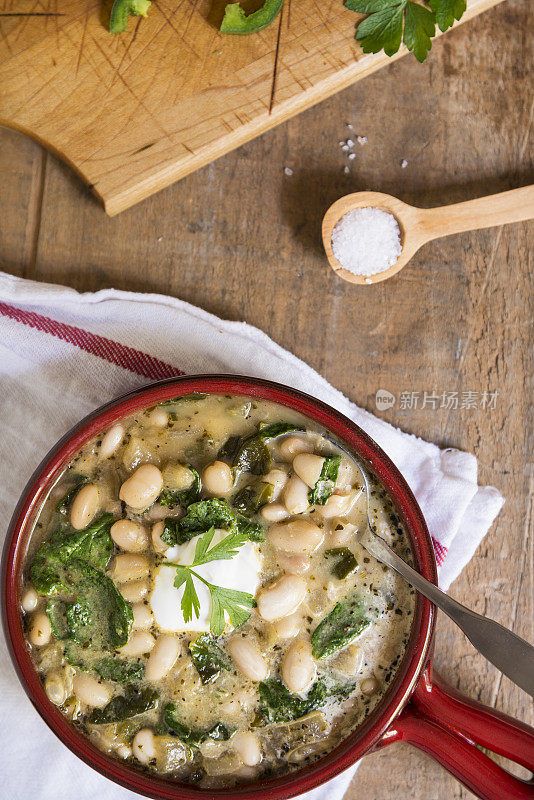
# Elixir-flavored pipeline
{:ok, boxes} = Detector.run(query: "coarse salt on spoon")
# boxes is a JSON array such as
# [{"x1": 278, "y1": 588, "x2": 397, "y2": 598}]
[{"x1": 322, "y1": 186, "x2": 534, "y2": 285}]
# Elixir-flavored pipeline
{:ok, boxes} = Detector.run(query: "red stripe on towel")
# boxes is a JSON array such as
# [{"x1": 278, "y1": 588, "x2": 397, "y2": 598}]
[
  {"x1": 432, "y1": 536, "x2": 447, "y2": 567},
  {"x1": 0, "y1": 301, "x2": 184, "y2": 381}
]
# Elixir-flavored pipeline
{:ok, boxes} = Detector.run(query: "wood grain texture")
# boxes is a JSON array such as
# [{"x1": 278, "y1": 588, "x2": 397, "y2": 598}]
[
  {"x1": 0, "y1": 0, "x2": 532, "y2": 796},
  {"x1": 0, "y1": 0, "x2": 504, "y2": 214}
]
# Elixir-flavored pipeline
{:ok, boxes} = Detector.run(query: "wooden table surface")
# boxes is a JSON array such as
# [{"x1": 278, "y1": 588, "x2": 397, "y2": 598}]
[{"x1": 1, "y1": 0, "x2": 532, "y2": 796}]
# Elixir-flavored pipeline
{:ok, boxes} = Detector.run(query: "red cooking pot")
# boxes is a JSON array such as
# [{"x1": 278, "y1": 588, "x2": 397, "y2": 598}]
[{"x1": 2, "y1": 376, "x2": 534, "y2": 800}]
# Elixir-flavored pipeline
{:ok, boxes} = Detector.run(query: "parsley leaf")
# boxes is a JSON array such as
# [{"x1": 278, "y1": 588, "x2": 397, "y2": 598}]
[
  {"x1": 403, "y1": 1, "x2": 435, "y2": 62},
  {"x1": 346, "y1": 0, "x2": 461, "y2": 62},
  {"x1": 163, "y1": 527, "x2": 257, "y2": 635},
  {"x1": 429, "y1": 0, "x2": 466, "y2": 31},
  {"x1": 308, "y1": 456, "x2": 341, "y2": 506}
]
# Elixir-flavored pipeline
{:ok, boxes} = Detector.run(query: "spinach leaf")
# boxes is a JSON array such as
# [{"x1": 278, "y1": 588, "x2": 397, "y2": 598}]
[
  {"x1": 325, "y1": 547, "x2": 357, "y2": 580},
  {"x1": 232, "y1": 422, "x2": 304, "y2": 476},
  {"x1": 95, "y1": 657, "x2": 144, "y2": 682},
  {"x1": 56, "y1": 475, "x2": 89, "y2": 512},
  {"x1": 88, "y1": 685, "x2": 159, "y2": 724},
  {"x1": 31, "y1": 513, "x2": 115, "y2": 595},
  {"x1": 189, "y1": 633, "x2": 232, "y2": 683},
  {"x1": 46, "y1": 599, "x2": 70, "y2": 639},
  {"x1": 158, "y1": 466, "x2": 201, "y2": 509},
  {"x1": 63, "y1": 643, "x2": 144, "y2": 681},
  {"x1": 235, "y1": 514, "x2": 264, "y2": 542},
  {"x1": 162, "y1": 498, "x2": 265, "y2": 546},
  {"x1": 311, "y1": 594, "x2": 370, "y2": 659},
  {"x1": 60, "y1": 560, "x2": 133, "y2": 649},
  {"x1": 217, "y1": 435, "x2": 242, "y2": 462},
  {"x1": 163, "y1": 703, "x2": 232, "y2": 747},
  {"x1": 232, "y1": 482, "x2": 274, "y2": 516},
  {"x1": 157, "y1": 393, "x2": 207, "y2": 406},
  {"x1": 258, "y1": 678, "x2": 356, "y2": 723},
  {"x1": 308, "y1": 456, "x2": 342, "y2": 506}
]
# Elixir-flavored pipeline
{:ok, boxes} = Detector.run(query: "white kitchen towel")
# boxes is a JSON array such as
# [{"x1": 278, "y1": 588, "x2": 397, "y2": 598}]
[{"x1": 0, "y1": 270, "x2": 504, "y2": 800}]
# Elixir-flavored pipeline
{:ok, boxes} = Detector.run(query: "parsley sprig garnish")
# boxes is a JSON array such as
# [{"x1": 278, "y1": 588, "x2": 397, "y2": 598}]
[
  {"x1": 345, "y1": 0, "x2": 467, "y2": 62},
  {"x1": 163, "y1": 527, "x2": 256, "y2": 636}
]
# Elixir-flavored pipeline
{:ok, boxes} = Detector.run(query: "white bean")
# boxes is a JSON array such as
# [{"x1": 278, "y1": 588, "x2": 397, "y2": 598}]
[
  {"x1": 335, "y1": 458, "x2": 357, "y2": 491},
  {"x1": 147, "y1": 407, "x2": 169, "y2": 427},
  {"x1": 119, "y1": 464, "x2": 163, "y2": 510},
  {"x1": 151, "y1": 521, "x2": 168, "y2": 554},
  {"x1": 283, "y1": 476, "x2": 311, "y2": 515},
  {"x1": 226, "y1": 637, "x2": 268, "y2": 681},
  {"x1": 276, "y1": 551, "x2": 310, "y2": 574},
  {"x1": 112, "y1": 553, "x2": 150, "y2": 583},
  {"x1": 133, "y1": 729, "x2": 156, "y2": 765},
  {"x1": 268, "y1": 519, "x2": 324, "y2": 554},
  {"x1": 317, "y1": 491, "x2": 357, "y2": 519},
  {"x1": 257, "y1": 575, "x2": 307, "y2": 621},
  {"x1": 120, "y1": 579, "x2": 149, "y2": 603},
  {"x1": 132, "y1": 602, "x2": 153, "y2": 630},
  {"x1": 329, "y1": 520, "x2": 356, "y2": 546},
  {"x1": 361, "y1": 676, "x2": 380, "y2": 696},
  {"x1": 282, "y1": 639, "x2": 316, "y2": 694},
  {"x1": 232, "y1": 732, "x2": 262, "y2": 766},
  {"x1": 292, "y1": 454, "x2": 325, "y2": 489},
  {"x1": 45, "y1": 672, "x2": 67, "y2": 706},
  {"x1": 262, "y1": 469, "x2": 288, "y2": 499},
  {"x1": 110, "y1": 519, "x2": 149, "y2": 552},
  {"x1": 279, "y1": 436, "x2": 314, "y2": 461},
  {"x1": 21, "y1": 587, "x2": 39, "y2": 613},
  {"x1": 73, "y1": 672, "x2": 111, "y2": 708},
  {"x1": 269, "y1": 611, "x2": 302, "y2": 640},
  {"x1": 28, "y1": 612, "x2": 51, "y2": 646},
  {"x1": 70, "y1": 484, "x2": 99, "y2": 530},
  {"x1": 261, "y1": 503, "x2": 290, "y2": 523},
  {"x1": 203, "y1": 461, "x2": 234, "y2": 495},
  {"x1": 99, "y1": 424, "x2": 124, "y2": 459},
  {"x1": 145, "y1": 635, "x2": 181, "y2": 681},
  {"x1": 119, "y1": 631, "x2": 156, "y2": 657}
]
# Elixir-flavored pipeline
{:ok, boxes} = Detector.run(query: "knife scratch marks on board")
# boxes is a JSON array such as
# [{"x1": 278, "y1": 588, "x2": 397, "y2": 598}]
[
  {"x1": 89, "y1": 33, "x2": 173, "y2": 139},
  {"x1": 268, "y1": 4, "x2": 284, "y2": 114},
  {"x1": 75, "y1": 10, "x2": 89, "y2": 76},
  {"x1": 116, "y1": 15, "x2": 142, "y2": 74}
]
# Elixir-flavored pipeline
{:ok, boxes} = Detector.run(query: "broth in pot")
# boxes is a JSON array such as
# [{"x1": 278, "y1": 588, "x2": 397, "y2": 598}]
[{"x1": 21, "y1": 393, "x2": 415, "y2": 786}]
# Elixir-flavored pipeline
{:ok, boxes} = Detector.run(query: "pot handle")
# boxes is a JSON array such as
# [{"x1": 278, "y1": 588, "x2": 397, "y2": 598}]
[{"x1": 376, "y1": 668, "x2": 534, "y2": 800}]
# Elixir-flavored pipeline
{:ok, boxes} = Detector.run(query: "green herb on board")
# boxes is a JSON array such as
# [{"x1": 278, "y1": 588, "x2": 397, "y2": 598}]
[
  {"x1": 109, "y1": 0, "x2": 151, "y2": 33},
  {"x1": 220, "y1": 0, "x2": 284, "y2": 34},
  {"x1": 345, "y1": 0, "x2": 465, "y2": 63}
]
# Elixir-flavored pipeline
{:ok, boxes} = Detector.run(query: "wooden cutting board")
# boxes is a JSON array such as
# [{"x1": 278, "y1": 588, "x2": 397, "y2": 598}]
[{"x1": 0, "y1": 0, "x2": 503, "y2": 214}]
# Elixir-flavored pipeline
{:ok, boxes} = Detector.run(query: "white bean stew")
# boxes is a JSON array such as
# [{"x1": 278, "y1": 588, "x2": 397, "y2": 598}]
[{"x1": 21, "y1": 393, "x2": 415, "y2": 786}]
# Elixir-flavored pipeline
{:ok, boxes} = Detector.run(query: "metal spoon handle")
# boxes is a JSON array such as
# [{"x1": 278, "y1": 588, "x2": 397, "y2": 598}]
[{"x1": 360, "y1": 529, "x2": 534, "y2": 698}]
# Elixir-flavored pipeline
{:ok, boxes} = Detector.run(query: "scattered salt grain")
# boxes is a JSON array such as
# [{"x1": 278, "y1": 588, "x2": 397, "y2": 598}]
[
  {"x1": 331, "y1": 207, "x2": 402, "y2": 277},
  {"x1": 341, "y1": 144, "x2": 350, "y2": 152},
  {"x1": 401, "y1": 159, "x2": 408, "y2": 168},
  {"x1": 348, "y1": 153, "x2": 356, "y2": 160},
  {"x1": 343, "y1": 166, "x2": 350, "y2": 174},
  {"x1": 284, "y1": 167, "x2": 293, "y2": 176},
  {"x1": 357, "y1": 136, "x2": 367, "y2": 145},
  {"x1": 347, "y1": 123, "x2": 354, "y2": 130},
  {"x1": 346, "y1": 139, "x2": 354, "y2": 147}
]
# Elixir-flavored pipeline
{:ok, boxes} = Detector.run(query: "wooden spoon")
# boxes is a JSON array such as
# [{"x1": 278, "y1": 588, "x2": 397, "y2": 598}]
[{"x1": 322, "y1": 185, "x2": 534, "y2": 285}]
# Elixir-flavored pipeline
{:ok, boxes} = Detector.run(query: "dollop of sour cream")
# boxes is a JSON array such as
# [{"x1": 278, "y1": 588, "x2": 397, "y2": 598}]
[{"x1": 150, "y1": 530, "x2": 261, "y2": 633}]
